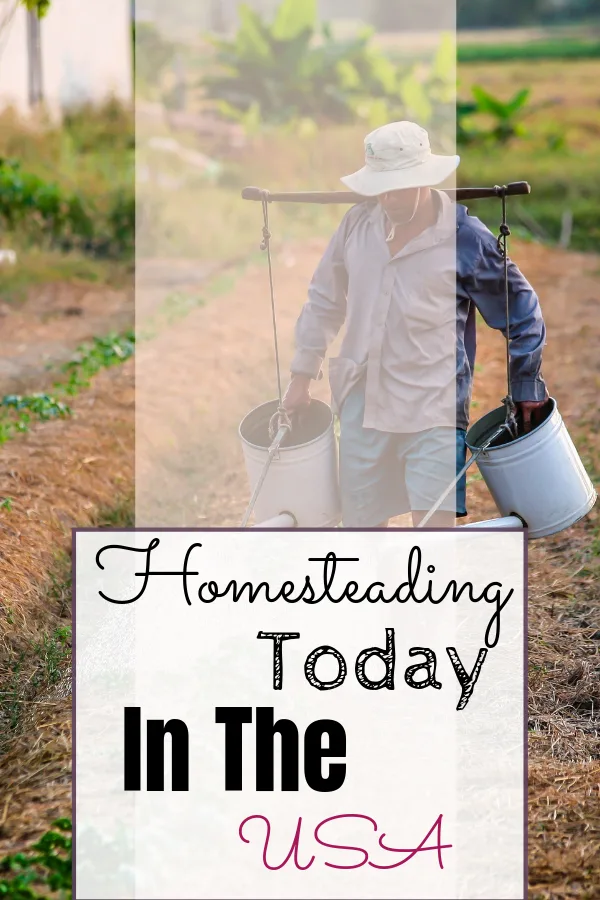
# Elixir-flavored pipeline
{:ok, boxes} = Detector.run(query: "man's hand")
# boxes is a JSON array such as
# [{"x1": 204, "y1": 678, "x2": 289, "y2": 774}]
[
  {"x1": 517, "y1": 392, "x2": 551, "y2": 433},
  {"x1": 283, "y1": 374, "x2": 312, "y2": 416}
]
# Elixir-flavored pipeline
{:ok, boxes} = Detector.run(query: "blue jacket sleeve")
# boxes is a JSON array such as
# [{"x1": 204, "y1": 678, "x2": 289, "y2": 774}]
[{"x1": 462, "y1": 224, "x2": 547, "y2": 402}]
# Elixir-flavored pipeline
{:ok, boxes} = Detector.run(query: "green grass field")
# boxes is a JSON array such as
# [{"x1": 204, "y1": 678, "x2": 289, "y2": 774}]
[{"x1": 457, "y1": 38, "x2": 600, "y2": 63}]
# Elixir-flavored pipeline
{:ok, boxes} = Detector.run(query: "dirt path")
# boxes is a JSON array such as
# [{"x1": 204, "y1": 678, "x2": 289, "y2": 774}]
[
  {"x1": 0, "y1": 282, "x2": 133, "y2": 395},
  {"x1": 0, "y1": 258, "x2": 227, "y2": 397}
]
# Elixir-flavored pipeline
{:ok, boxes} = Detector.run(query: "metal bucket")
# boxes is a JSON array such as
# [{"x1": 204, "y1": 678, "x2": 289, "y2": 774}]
[
  {"x1": 466, "y1": 399, "x2": 597, "y2": 539},
  {"x1": 239, "y1": 399, "x2": 341, "y2": 527}
]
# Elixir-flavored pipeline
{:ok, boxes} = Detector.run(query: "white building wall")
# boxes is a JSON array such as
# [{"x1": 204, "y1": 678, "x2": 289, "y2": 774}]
[
  {"x1": 0, "y1": 2, "x2": 29, "y2": 112},
  {"x1": 0, "y1": 0, "x2": 132, "y2": 115}
]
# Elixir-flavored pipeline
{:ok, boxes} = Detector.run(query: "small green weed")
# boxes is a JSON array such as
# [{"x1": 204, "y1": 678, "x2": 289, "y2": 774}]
[
  {"x1": 0, "y1": 330, "x2": 135, "y2": 444},
  {"x1": 1, "y1": 394, "x2": 71, "y2": 420},
  {"x1": 59, "y1": 330, "x2": 135, "y2": 394},
  {"x1": 0, "y1": 395, "x2": 71, "y2": 446},
  {"x1": 94, "y1": 495, "x2": 135, "y2": 528},
  {"x1": 0, "y1": 653, "x2": 26, "y2": 733},
  {"x1": 0, "y1": 819, "x2": 72, "y2": 900},
  {"x1": 32, "y1": 627, "x2": 71, "y2": 688}
]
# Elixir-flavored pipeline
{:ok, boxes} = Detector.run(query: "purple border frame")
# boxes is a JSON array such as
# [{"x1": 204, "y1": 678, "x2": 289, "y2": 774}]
[{"x1": 71, "y1": 526, "x2": 529, "y2": 900}]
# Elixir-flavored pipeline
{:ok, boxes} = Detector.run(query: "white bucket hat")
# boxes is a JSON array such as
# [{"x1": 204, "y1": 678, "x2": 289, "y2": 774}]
[{"x1": 340, "y1": 121, "x2": 460, "y2": 196}]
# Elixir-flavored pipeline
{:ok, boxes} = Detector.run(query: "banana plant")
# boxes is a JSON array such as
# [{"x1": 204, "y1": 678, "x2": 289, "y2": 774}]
[
  {"x1": 202, "y1": 0, "x2": 409, "y2": 126},
  {"x1": 470, "y1": 86, "x2": 532, "y2": 143}
]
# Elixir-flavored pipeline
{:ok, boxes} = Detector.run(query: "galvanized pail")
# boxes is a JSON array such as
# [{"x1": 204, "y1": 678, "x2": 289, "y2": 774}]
[
  {"x1": 239, "y1": 399, "x2": 341, "y2": 527},
  {"x1": 466, "y1": 399, "x2": 597, "y2": 539}
]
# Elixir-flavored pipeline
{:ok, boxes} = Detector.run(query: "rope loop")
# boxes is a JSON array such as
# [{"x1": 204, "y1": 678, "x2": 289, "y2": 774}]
[
  {"x1": 269, "y1": 406, "x2": 292, "y2": 443},
  {"x1": 260, "y1": 224, "x2": 271, "y2": 251},
  {"x1": 502, "y1": 394, "x2": 519, "y2": 438},
  {"x1": 497, "y1": 223, "x2": 511, "y2": 252}
]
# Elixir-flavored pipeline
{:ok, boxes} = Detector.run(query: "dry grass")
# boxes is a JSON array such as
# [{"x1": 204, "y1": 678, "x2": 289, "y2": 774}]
[
  {"x1": 529, "y1": 761, "x2": 600, "y2": 900},
  {"x1": 465, "y1": 243, "x2": 600, "y2": 898},
  {"x1": 0, "y1": 359, "x2": 133, "y2": 855}
]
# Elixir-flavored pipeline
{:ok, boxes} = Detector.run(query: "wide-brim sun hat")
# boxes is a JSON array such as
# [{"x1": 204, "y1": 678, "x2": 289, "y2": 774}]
[{"x1": 341, "y1": 121, "x2": 460, "y2": 196}]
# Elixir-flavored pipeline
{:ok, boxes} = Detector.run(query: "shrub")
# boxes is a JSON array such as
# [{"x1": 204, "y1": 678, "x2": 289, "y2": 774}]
[
  {"x1": 62, "y1": 97, "x2": 134, "y2": 154},
  {"x1": 0, "y1": 159, "x2": 133, "y2": 259}
]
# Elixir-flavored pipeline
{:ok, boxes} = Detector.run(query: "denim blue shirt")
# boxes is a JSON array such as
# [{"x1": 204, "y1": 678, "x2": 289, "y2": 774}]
[{"x1": 291, "y1": 191, "x2": 547, "y2": 431}]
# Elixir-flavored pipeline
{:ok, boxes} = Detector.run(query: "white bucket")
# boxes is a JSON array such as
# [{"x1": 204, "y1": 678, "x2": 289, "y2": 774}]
[
  {"x1": 466, "y1": 399, "x2": 597, "y2": 539},
  {"x1": 239, "y1": 399, "x2": 341, "y2": 527}
]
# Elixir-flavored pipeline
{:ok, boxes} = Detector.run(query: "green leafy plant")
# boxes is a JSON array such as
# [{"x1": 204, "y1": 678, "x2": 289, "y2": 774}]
[
  {"x1": 33, "y1": 627, "x2": 71, "y2": 687},
  {"x1": 0, "y1": 330, "x2": 135, "y2": 445},
  {"x1": 457, "y1": 85, "x2": 537, "y2": 145},
  {"x1": 0, "y1": 819, "x2": 72, "y2": 900},
  {"x1": 0, "y1": 160, "x2": 92, "y2": 239},
  {"x1": 59, "y1": 330, "x2": 135, "y2": 393},
  {"x1": 470, "y1": 86, "x2": 532, "y2": 143},
  {"x1": 1, "y1": 394, "x2": 70, "y2": 420},
  {"x1": 0, "y1": 394, "x2": 71, "y2": 444},
  {"x1": 0, "y1": 159, "x2": 133, "y2": 259},
  {"x1": 202, "y1": 0, "x2": 411, "y2": 126}
]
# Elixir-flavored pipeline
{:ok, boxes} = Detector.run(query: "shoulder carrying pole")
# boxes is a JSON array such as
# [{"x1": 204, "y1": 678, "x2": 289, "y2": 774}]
[{"x1": 241, "y1": 182, "x2": 531, "y2": 205}]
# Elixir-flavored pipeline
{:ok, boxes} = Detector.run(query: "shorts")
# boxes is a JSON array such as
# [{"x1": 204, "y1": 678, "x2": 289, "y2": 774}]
[{"x1": 339, "y1": 380, "x2": 468, "y2": 528}]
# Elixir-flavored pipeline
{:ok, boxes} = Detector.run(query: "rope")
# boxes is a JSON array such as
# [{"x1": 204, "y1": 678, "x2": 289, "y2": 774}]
[
  {"x1": 419, "y1": 188, "x2": 519, "y2": 527},
  {"x1": 497, "y1": 188, "x2": 518, "y2": 438},
  {"x1": 260, "y1": 193, "x2": 284, "y2": 409},
  {"x1": 239, "y1": 192, "x2": 293, "y2": 527}
]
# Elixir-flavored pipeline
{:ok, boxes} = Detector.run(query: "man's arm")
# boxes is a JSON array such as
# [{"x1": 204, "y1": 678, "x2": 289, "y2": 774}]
[
  {"x1": 290, "y1": 223, "x2": 349, "y2": 378},
  {"x1": 463, "y1": 228, "x2": 548, "y2": 428},
  {"x1": 284, "y1": 216, "x2": 350, "y2": 410}
]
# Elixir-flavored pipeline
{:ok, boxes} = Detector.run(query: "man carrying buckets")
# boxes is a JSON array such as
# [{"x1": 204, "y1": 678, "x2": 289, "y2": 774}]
[{"x1": 283, "y1": 121, "x2": 550, "y2": 528}]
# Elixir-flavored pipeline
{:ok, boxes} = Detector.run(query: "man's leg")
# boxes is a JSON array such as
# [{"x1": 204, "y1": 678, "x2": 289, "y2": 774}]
[
  {"x1": 403, "y1": 428, "x2": 465, "y2": 529},
  {"x1": 338, "y1": 382, "x2": 409, "y2": 528}
]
